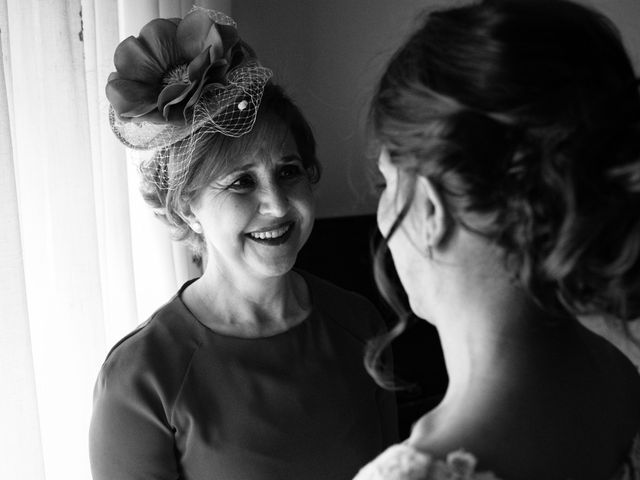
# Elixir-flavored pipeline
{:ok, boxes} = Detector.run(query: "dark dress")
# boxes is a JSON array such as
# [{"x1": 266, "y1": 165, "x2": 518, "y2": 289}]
[{"x1": 89, "y1": 270, "x2": 398, "y2": 480}]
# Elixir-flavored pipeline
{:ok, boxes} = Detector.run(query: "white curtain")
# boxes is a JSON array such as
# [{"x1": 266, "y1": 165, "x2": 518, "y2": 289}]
[{"x1": 0, "y1": 0, "x2": 226, "y2": 479}]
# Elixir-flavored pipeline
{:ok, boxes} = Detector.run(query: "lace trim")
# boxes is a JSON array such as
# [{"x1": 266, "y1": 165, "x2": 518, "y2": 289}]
[
  {"x1": 354, "y1": 434, "x2": 640, "y2": 480},
  {"x1": 353, "y1": 444, "x2": 501, "y2": 480}
]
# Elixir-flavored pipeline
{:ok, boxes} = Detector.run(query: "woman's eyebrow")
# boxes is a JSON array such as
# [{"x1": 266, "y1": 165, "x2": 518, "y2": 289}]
[
  {"x1": 281, "y1": 154, "x2": 303, "y2": 163},
  {"x1": 221, "y1": 162, "x2": 256, "y2": 177},
  {"x1": 220, "y1": 155, "x2": 301, "y2": 179}
]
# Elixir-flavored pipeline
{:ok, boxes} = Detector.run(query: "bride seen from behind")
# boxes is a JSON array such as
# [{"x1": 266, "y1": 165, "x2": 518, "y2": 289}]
[{"x1": 356, "y1": 0, "x2": 640, "y2": 478}]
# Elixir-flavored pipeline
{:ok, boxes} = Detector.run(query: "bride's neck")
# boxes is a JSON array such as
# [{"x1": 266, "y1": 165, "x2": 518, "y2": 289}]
[{"x1": 426, "y1": 275, "x2": 577, "y2": 425}]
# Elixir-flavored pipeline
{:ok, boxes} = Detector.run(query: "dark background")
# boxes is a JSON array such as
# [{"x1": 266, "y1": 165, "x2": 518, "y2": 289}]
[{"x1": 295, "y1": 214, "x2": 448, "y2": 438}]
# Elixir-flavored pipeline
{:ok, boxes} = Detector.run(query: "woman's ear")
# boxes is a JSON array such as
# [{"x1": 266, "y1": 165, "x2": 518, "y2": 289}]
[
  {"x1": 179, "y1": 205, "x2": 203, "y2": 234},
  {"x1": 414, "y1": 175, "x2": 448, "y2": 248}
]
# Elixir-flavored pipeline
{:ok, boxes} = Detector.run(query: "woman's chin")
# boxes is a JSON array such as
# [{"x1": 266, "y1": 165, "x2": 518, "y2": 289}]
[
  {"x1": 249, "y1": 256, "x2": 299, "y2": 280},
  {"x1": 243, "y1": 227, "x2": 308, "y2": 279}
]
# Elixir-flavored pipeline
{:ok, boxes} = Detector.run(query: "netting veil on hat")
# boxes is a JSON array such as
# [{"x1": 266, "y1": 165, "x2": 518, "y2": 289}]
[{"x1": 106, "y1": 7, "x2": 272, "y2": 190}]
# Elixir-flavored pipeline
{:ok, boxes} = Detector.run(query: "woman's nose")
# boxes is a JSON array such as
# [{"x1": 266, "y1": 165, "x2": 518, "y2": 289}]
[{"x1": 257, "y1": 181, "x2": 289, "y2": 217}]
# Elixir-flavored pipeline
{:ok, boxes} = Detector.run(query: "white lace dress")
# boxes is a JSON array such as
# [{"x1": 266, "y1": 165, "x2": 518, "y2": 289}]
[{"x1": 353, "y1": 435, "x2": 640, "y2": 480}]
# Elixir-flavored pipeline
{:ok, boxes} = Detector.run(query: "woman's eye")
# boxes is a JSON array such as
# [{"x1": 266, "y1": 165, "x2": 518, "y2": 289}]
[
  {"x1": 228, "y1": 174, "x2": 255, "y2": 190},
  {"x1": 279, "y1": 164, "x2": 304, "y2": 179}
]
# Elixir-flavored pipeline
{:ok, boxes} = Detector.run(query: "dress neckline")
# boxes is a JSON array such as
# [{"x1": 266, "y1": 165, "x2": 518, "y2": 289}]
[{"x1": 175, "y1": 270, "x2": 316, "y2": 341}]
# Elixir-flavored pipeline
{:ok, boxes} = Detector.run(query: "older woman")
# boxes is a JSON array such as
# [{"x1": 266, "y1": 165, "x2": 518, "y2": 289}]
[
  {"x1": 355, "y1": 0, "x2": 640, "y2": 479},
  {"x1": 89, "y1": 8, "x2": 397, "y2": 480}
]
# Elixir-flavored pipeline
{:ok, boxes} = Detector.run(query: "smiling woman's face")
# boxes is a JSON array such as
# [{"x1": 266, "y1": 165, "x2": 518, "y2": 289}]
[{"x1": 189, "y1": 126, "x2": 315, "y2": 280}]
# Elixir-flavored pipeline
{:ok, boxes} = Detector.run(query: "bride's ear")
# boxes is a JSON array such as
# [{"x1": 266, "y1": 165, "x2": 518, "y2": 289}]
[{"x1": 414, "y1": 175, "x2": 448, "y2": 249}]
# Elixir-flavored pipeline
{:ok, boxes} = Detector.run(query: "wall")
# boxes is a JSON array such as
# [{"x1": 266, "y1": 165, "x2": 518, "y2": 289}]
[
  {"x1": 233, "y1": 0, "x2": 640, "y2": 219},
  {"x1": 234, "y1": 0, "x2": 429, "y2": 218},
  {"x1": 589, "y1": 0, "x2": 640, "y2": 70}
]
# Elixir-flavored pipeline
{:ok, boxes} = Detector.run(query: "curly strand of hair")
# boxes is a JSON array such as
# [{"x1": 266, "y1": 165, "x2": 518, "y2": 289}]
[{"x1": 365, "y1": 179, "x2": 418, "y2": 390}]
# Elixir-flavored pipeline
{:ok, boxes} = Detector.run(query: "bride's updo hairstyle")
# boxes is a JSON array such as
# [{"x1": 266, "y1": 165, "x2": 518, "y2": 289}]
[
  {"x1": 139, "y1": 83, "x2": 320, "y2": 259},
  {"x1": 367, "y1": 0, "x2": 640, "y2": 379}
]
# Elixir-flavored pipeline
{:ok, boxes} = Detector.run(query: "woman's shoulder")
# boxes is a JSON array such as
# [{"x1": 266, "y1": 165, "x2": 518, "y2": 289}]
[
  {"x1": 353, "y1": 443, "x2": 501, "y2": 480},
  {"x1": 298, "y1": 269, "x2": 380, "y2": 312},
  {"x1": 98, "y1": 284, "x2": 205, "y2": 385},
  {"x1": 297, "y1": 269, "x2": 386, "y2": 335}
]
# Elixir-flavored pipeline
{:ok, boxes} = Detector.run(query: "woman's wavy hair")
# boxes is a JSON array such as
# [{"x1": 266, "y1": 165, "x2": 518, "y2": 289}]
[
  {"x1": 366, "y1": 0, "x2": 640, "y2": 386},
  {"x1": 139, "y1": 82, "x2": 321, "y2": 261}
]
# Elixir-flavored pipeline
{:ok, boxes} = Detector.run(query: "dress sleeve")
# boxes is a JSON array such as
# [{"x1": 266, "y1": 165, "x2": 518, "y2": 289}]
[{"x1": 89, "y1": 364, "x2": 179, "y2": 480}]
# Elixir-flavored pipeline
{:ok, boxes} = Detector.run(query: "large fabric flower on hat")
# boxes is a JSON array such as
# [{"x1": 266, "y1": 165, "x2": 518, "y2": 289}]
[{"x1": 106, "y1": 8, "x2": 248, "y2": 125}]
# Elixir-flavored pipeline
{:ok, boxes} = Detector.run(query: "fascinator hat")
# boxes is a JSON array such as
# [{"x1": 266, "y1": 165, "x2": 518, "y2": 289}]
[{"x1": 106, "y1": 7, "x2": 272, "y2": 190}]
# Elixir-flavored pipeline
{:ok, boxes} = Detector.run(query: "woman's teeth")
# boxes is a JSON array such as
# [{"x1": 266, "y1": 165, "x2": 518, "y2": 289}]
[{"x1": 249, "y1": 224, "x2": 291, "y2": 240}]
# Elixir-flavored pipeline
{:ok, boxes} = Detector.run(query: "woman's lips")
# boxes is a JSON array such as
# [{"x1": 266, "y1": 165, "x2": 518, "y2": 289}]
[{"x1": 246, "y1": 221, "x2": 294, "y2": 245}]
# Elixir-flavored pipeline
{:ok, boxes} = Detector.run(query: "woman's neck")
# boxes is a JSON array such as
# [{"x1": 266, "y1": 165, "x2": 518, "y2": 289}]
[
  {"x1": 184, "y1": 267, "x2": 311, "y2": 337},
  {"x1": 440, "y1": 287, "x2": 562, "y2": 398},
  {"x1": 410, "y1": 294, "x2": 640, "y2": 480},
  {"x1": 404, "y1": 230, "x2": 640, "y2": 479},
  {"x1": 414, "y1": 257, "x2": 580, "y2": 438}
]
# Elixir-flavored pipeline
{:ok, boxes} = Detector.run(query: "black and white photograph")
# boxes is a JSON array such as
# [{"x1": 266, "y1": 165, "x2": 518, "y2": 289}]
[{"x1": 2, "y1": 1, "x2": 640, "y2": 479}]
